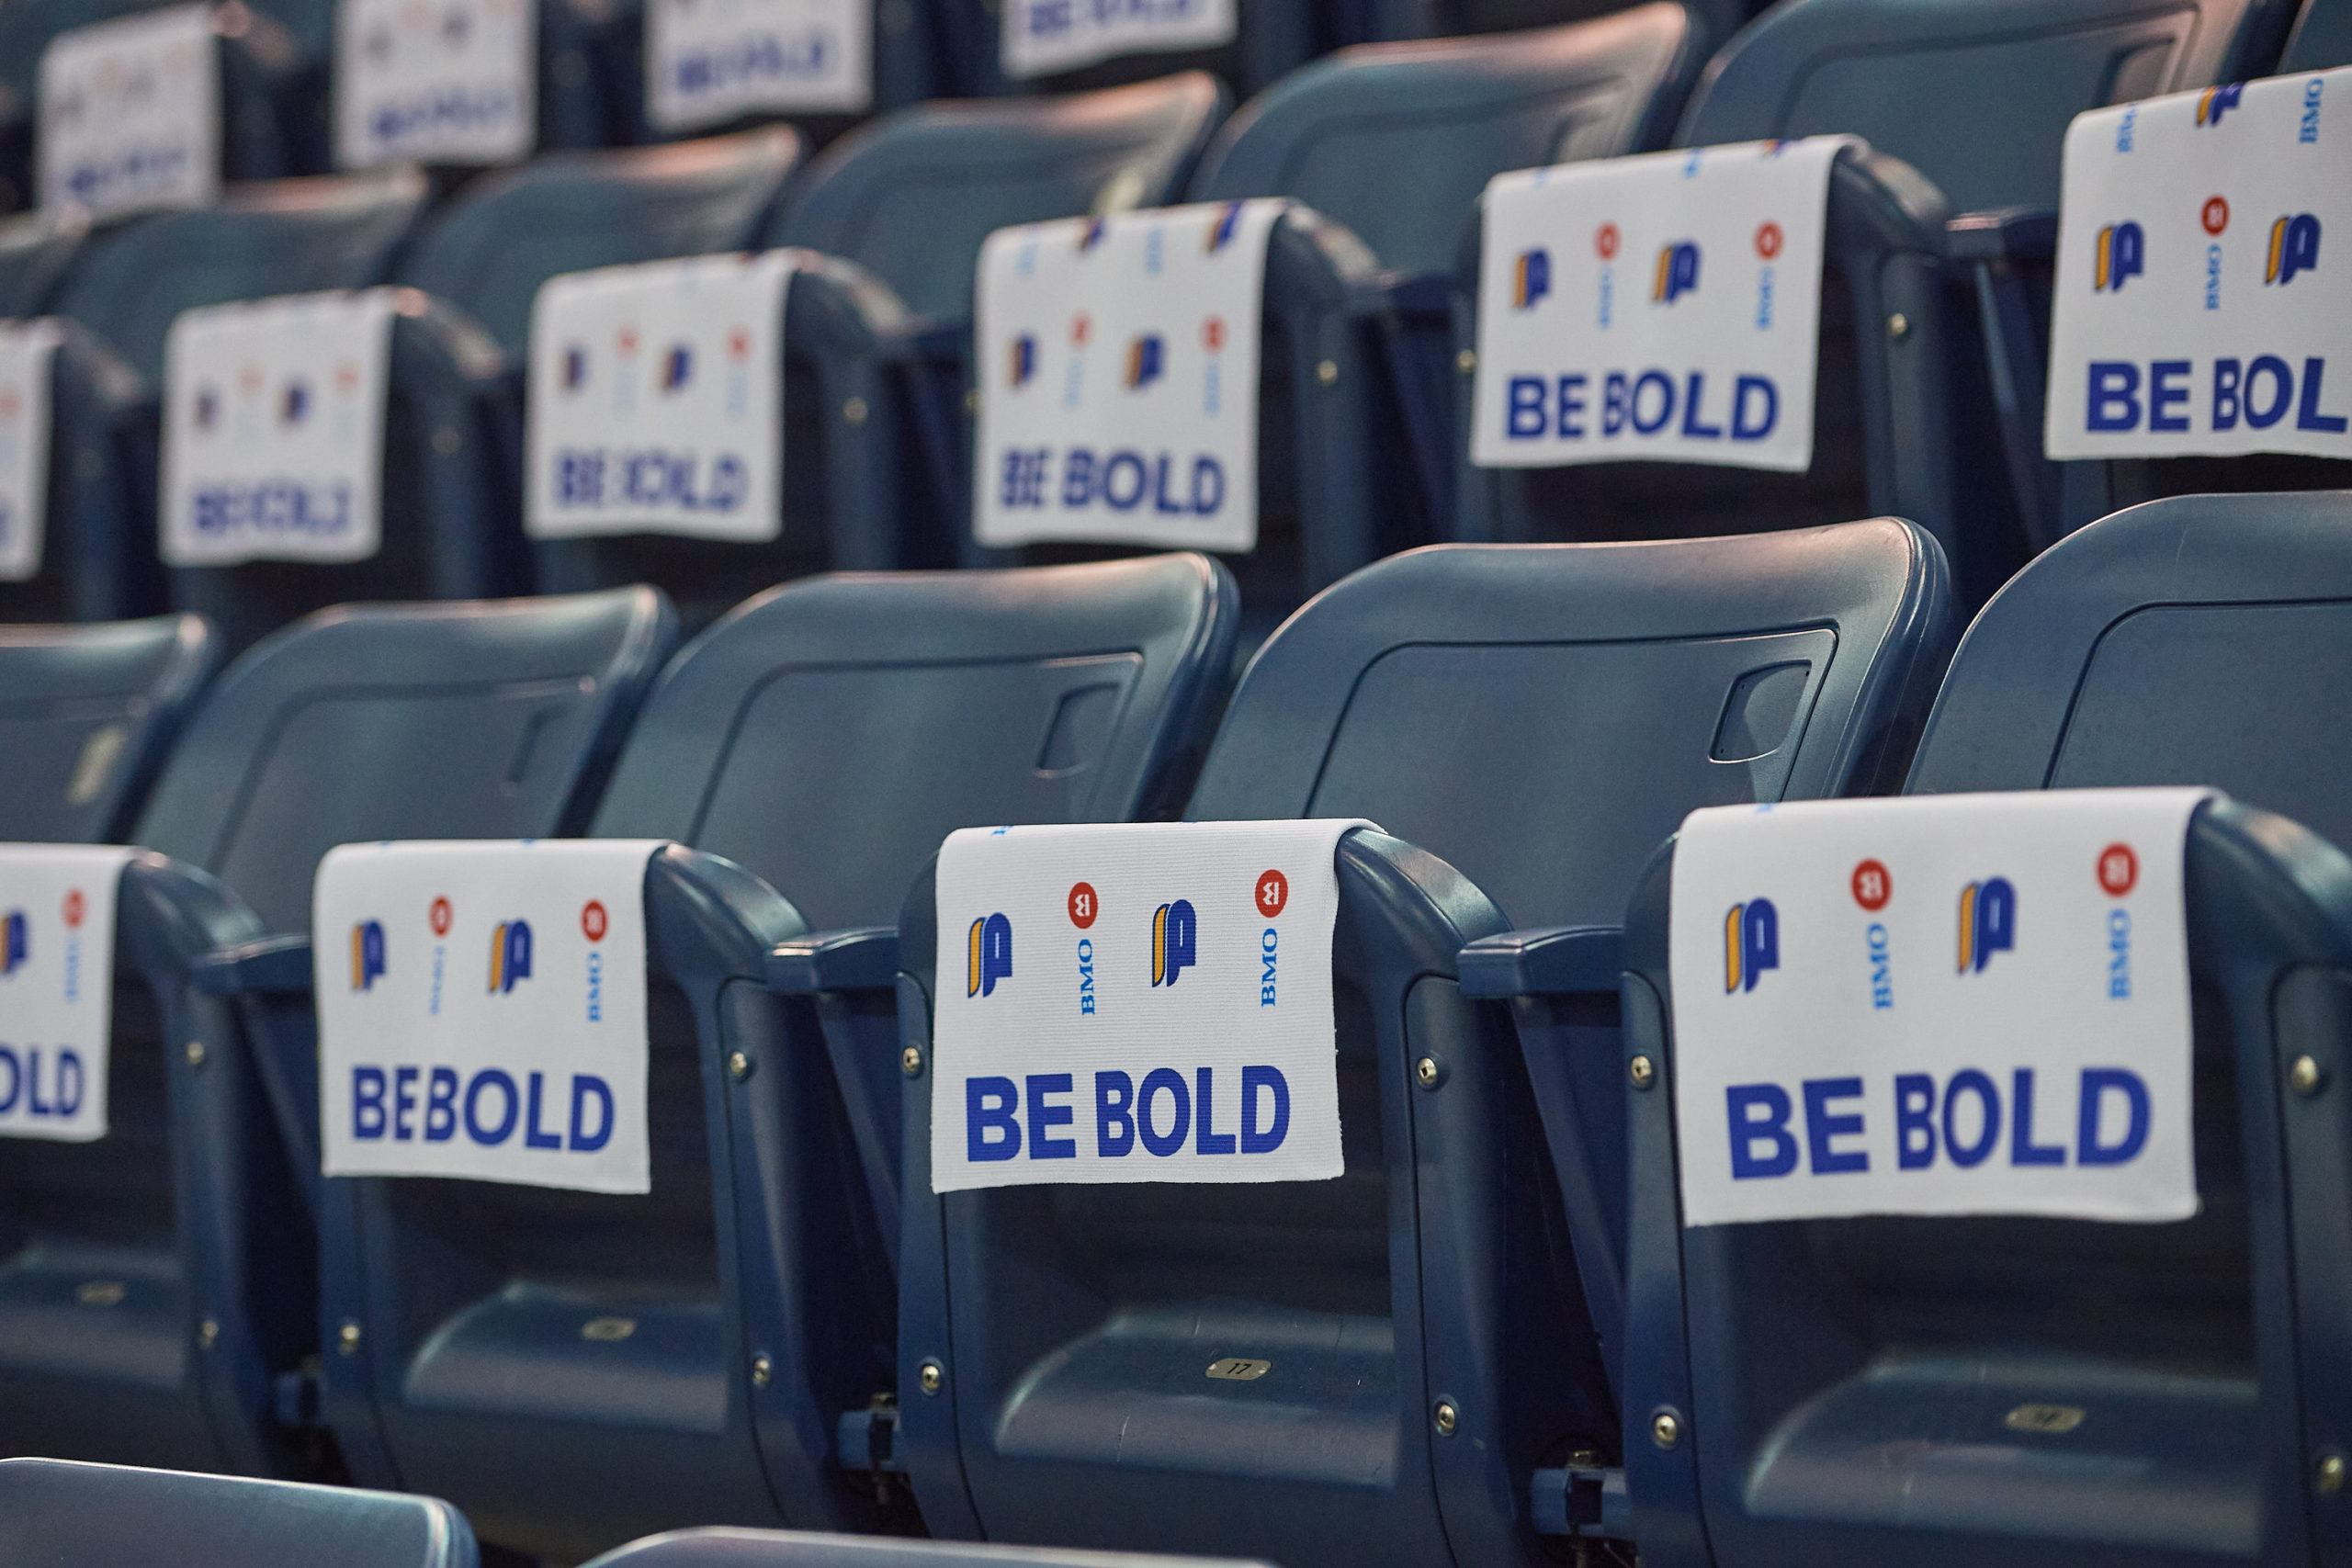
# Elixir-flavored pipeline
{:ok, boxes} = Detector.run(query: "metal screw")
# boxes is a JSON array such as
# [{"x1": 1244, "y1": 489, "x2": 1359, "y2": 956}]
[
  {"x1": 919, "y1": 1359, "x2": 944, "y2": 1395},
  {"x1": 1317, "y1": 359, "x2": 1340, "y2": 387},
  {"x1": 197, "y1": 1318, "x2": 220, "y2": 1351},
  {"x1": 843, "y1": 396, "x2": 869, "y2": 425},
  {"x1": 1433, "y1": 1400, "x2": 1459, "y2": 1437},
  {"x1": 752, "y1": 1354, "x2": 774, "y2": 1388},
  {"x1": 433, "y1": 425, "x2": 462, "y2": 456},
  {"x1": 184, "y1": 1041, "x2": 207, "y2": 1069},
  {"x1": 1415, "y1": 1056, "x2": 1440, "y2": 1089},
  {"x1": 729, "y1": 1051, "x2": 753, "y2": 1081},
  {"x1": 1629, "y1": 1055, "x2": 1657, "y2": 1090},
  {"x1": 337, "y1": 1320, "x2": 363, "y2": 1355},
  {"x1": 964, "y1": 389, "x2": 981, "y2": 415},
  {"x1": 1886, "y1": 312, "x2": 1911, "y2": 342},
  {"x1": 2320, "y1": 1453, "x2": 2346, "y2": 1495},
  {"x1": 2292, "y1": 1055, "x2": 2324, "y2": 1096},
  {"x1": 901, "y1": 1045, "x2": 924, "y2": 1078},
  {"x1": 1651, "y1": 1410, "x2": 1682, "y2": 1450},
  {"x1": 1455, "y1": 349, "x2": 1476, "y2": 375}
]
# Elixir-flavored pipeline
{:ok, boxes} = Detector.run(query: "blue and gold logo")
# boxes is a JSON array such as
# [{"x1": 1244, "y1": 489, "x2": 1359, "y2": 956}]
[
  {"x1": 1512, "y1": 247, "x2": 1550, "y2": 310},
  {"x1": 2267, "y1": 213, "x2": 2321, "y2": 286},
  {"x1": 488, "y1": 919, "x2": 533, "y2": 994},
  {"x1": 1205, "y1": 201, "x2": 1246, "y2": 254},
  {"x1": 1956, "y1": 877, "x2": 2016, "y2": 974},
  {"x1": 1151, "y1": 899, "x2": 1197, "y2": 987},
  {"x1": 2196, "y1": 83, "x2": 2245, "y2": 127},
  {"x1": 2095, "y1": 221, "x2": 2145, "y2": 291},
  {"x1": 967, "y1": 912, "x2": 1012, "y2": 998},
  {"x1": 1009, "y1": 333, "x2": 1037, "y2": 388},
  {"x1": 0, "y1": 910, "x2": 25, "y2": 976},
  {"x1": 1653, "y1": 241, "x2": 1701, "y2": 304},
  {"x1": 351, "y1": 919, "x2": 386, "y2": 990},
  {"x1": 1125, "y1": 333, "x2": 1164, "y2": 390},
  {"x1": 1723, "y1": 898, "x2": 1777, "y2": 994}
]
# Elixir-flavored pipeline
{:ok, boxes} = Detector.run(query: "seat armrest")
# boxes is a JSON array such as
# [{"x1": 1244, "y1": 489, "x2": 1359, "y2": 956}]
[
  {"x1": 1457, "y1": 926, "x2": 1624, "y2": 999},
  {"x1": 1945, "y1": 206, "x2": 2059, "y2": 265},
  {"x1": 193, "y1": 934, "x2": 315, "y2": 998},
  {"x1": 766, "y1": 927, "x2": 900, "y2": 995}
]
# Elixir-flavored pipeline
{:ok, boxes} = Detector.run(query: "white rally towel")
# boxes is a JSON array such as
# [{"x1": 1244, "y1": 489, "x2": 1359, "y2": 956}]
[
  {"x1": 39, "y1": 3, "x2": 221, "y2": 220},
  {"x1": 0, "y1": 845, "x2": 136, "y2": 1143},
  {"x1": 1471, "y1": 137, "x2": 1852, "y2": 474},
  {"x1": 647, "y1": 0, "x2": 872, "y2": 131},
  {"x1": 335, "y1": 0, "x2": 536, "y2": 169},
  {"x1": 2045, "y1": 68, "x2": 2352, "y2": 461},
  {"x1": 0, "y1": 321, "x2": 61, "y2": 583},
  {"x1": 1668, "y1": 789, "x2": 2210, "y2": 1228},
  {"x1": 526, "y1": 252, "x2": 796, "y2": 543},
  {"x1": 162, "y1": 288, "x2": 399, "y2": 568},
  {"x1": 974, "y1": 198, "x2": 1281, "y2": 556},
  {"x1": 1001, "y1": 0, "x2": 1235, "y2": 81},
  {"x1": 315, "y1": 840, "x2": 668, "y2": 1193},
  {"x1": 931, "y1": 819, "x2": 1373, "y2": 1192}
]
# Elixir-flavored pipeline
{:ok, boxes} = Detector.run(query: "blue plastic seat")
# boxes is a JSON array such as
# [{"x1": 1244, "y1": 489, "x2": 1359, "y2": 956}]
[
  {"x1": 585, "y1": 1528, "x2": 1271, "y2": 1568},
  {"x1": 0, "y1": 614, "x2": 218, "y2": 842},
  {"x1": 933, "y1": 0, "x2": 1319, "y2": 103},
  {"x1": 1618, "y1": 490, "x2": 2352, "y2": 1565},
  {"x1": 0, "y1": 1456, "x2": 479, "y2": 1567},
  {"x1": 2282, "y1": 0, "x2": 2352, "y2": 66},
  {"x1": 893, "y1": 520, "x2": 1951, "y2": 1568},
  {"x1": 1356, "y1": 0, "x2": 1762, "y2": 56},
  {"x1": 0, "y1": 588, "x2": 674, "y2": 1478},
  {"x1": 1189, "y1": 4, "x2": 1702, "y2": 539},
  {"x1": 0, "y1": 319, "x2": 162, "y2": 625},
  {"x1": 310, "y1": 556, "x2": 1235, "y2": 1561},
  {"x1": 0, "y1": 209, "x2": 87, "y2": 317}
]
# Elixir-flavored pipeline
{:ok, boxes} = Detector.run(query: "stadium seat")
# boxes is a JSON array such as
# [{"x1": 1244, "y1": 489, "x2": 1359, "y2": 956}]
[
  {"x1": 584, "y1": 1528, "x2": 1271, "y2": 1568},
  {"x1": 0, "y1": 320, "x2": 161, "y2": 626},
  {"x1": 0, "y1": 209, "x2": 87, "y2": 319},
  {"x1": 0, "y1": 1456, "x2": 479, "y2": 1567},
  {"x1": 0, "y1": 614, "x2": 218, "y2": 842},
  {"x1": 0, "y1": 588, "x2": 673, "y2": 1477},
  {"x1": 2282, "y1": 0, "x2": 2352, "y2": 67},
  {"x1": 893, "y1": 520, "x2": 1951, "y2": 1566},
  {"x1": 1616, "y1": 490, "x2": 2352, "y2": 1564},
  {"x1": 1458, "y1": 0, "x2": 2298, "y2": 610},
  {"x1": 309, "y1": 556, "x2": 1235, "y2": 1560},
  {"x1": 1188, "y1": 4, "x2": 1702, "y2": 534},
  {"x1": 1356, "y1": 0, "x2": 1761, "y2": 54},
  {"x1": 933, "y1": 0, "x2": 1318, "y2": 103}
]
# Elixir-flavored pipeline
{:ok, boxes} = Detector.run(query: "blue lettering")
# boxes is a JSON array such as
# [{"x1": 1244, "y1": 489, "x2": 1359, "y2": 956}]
[
  {"x1": 569, "y1": 1075, "x2": 615, "y2": 1152},
  {"x1": 355, "y1": 1066, "x2": 387, "y2": 1139},
  {"x1": 1804, "y1": 1077, "x2": 1868, "y2": 1174},
  {"x1": 1727, "y1": 1083, "x2": 1798, "y2": 1179},
  {"x1": 1895, "y1": 1073, "x2": 1935, "y2": 1168},
  {"x1": 2077, "y1": 1067, "x2": 2150, "y2": 1165},
  {"x1": 1240, "y1": 1066, "x2": 1289, "y2": 1154},
  {"x1": 1028, "y1": 1072, "x2": 1076, "y2": 1158},
  {"x1": 2087, "y1": 361, "x2": 2142, "y2": 431},
  {"x1": 1138, "y1": 1066, "x2": 1190, "y2": 1156},
  {"x1": 1194, "y1": 1067, "x2": 1236, "y2": 1155},
  {"x1": 967, "y1": 1076, "x2": 1021, "y2": 1161},
  {"x1": 465, "y1": 1069, "x2": 519, "y2": 1145},
  {"x1": 2010, "y1": 1067, "x2": 2066, "y2": 1166},
  {"x1": 1096, "y1": 1069, "x2": 1135, "y2": 1156},
  {"x1": 2149, "y1": 360, "x2": 2191, "y2": 431}
]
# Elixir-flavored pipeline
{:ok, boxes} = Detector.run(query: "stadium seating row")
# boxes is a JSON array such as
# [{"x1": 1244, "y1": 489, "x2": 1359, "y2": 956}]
[
  {"x1": 7, "y1": 481, "x2": 2352, "y2": 1566},
  {"x1": 0, "y1": 0, "x2": 2346, "y2": 669}
]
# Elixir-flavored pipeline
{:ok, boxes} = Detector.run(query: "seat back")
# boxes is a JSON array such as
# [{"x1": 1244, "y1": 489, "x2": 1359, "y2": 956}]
[
  {"x1": 0, "y1": 320, "x2": 159, "y2": 627},
  {"x1": 585, "y1": 1529, "x2": 1272, "y2": 1568},
  {"x1": 1189, "y1": 5, "x2": 1699, "y2": 278},
  {"x1": 134, "y1": 587, "x2": 676, "y2": 931},
  {"x1": 2283, "y1": 0, "x2": 2352, "y2": 66},
  {"x1": 51, "y1": 170, "x2": 428, "y2": 384},
  {"x1": 1676, "y1": 0, "x2": 2291, "y2": 213},
  {"x1": 765, "y1": 74, "x2": 1226, "y2": 321},
  {"x1": 0, "y1": 211, "x2": 86, "y2": 318},
  {"x1": 395, "y1": 129, "x2": 803, "y2": 359},
  {"x1": 0, "y1": 615, "x2": 218, "y2": 843},
  {"x1": 0, "y1": 1458, "x2": 478, "y2": 1568}
]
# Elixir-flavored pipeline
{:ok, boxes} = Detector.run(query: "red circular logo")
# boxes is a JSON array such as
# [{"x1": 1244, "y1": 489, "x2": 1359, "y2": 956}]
[
  {"x1": 1069, "y1": 882, "x2": 1099, "y2": 930},
  {"x1": 582, "y1": 899, "x2": 608, "y2": 942},
  {"x1": 2202, "y1": 196, "x2": 2230, "y2": 236},
  {"x1": 1071, "y1": 312, "x2": 1091, "y2": 346},
  {"x1": 1851, "y1": 859, "x2": 1892, "y2": 912},
  {"x1": 2098, "y1": 842, "x2": 2139, "y2": 897},
  {"x1": 1755, "y1": 220, "x2": 1784, "y2": 259},
  {"x1": 1256, "y1": 870, "x2": 1290, "y2": 919},
  {"x1": 1595, "y1": 222, "x2": 1621, "y2": 260},
  {"x1": 1203, "y1": 316, "x2": 1226, "y2": 352},
  {"x1": 429, "y1": 897, "x2": 452, "y2": 936},
  {"x1": 62, "y1": 889, "x2": 85, "y2": 928}
]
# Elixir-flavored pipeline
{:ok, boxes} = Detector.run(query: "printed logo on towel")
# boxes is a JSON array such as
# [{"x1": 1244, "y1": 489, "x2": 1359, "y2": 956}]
[
  {"x1": 315, "y1": 840, "x2": 668, "y2": 1193},
  {"x1": 163, "y1": 289, "x2": 396, "y2": 567},
  {"x1": 930, "y1": 819, "x2": 1372, "y2": 1191},
  {"x1": 526, "y1": 253, "x2": 796, "y2": 544},
  {"x1": 1668, "y1": 789, "x2": 2209, "y2": 1227},
  {"x1": 1001, "y1": 0, "x2": 1236, "y2": 81},
  {"x1": 335, "y1": 0, "x2": 535, "y2": 168},
  {"x1": 2048, "y1": 66, "x2": 2352, "y2": 459},
  {"x1": 648, "y1": 0, "x2": 871, "y2": 131},
  {"x1": 0, "y1": 845, "x2": 135, "y2": 1142},
  {"x1": 1724, "y1": 897, "x2": 1777, "y2": 993},
  {"x1": 1472, "y1": 137, "x2": 1854, "y2": 475},
  {"x1": 39, "y1": 3, "x2": 220, "y2": 219},
  {"x1": 0, "y1": 321, "x2": 61, "y2": 584},
  {"x1": 974, "y1": 198, "x2": 1282, "y2": 556}
]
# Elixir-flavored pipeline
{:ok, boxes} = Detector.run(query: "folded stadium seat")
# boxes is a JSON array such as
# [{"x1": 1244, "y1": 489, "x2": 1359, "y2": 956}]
[
  {"x1": 1457, "y1": 0, "x2": 2296, "y2": 610},
  {"x1": 1186, "y1": 3, "x2": 1702, "y2": 533},
  {"x1": 0, "y1": 588, "x2": 673, "y2": 1478},
  {"x1": 892, "y1": 520, "x2": 1951, "y2": 1567},
  {"x1": 390, "y1": 128, "x2": 904, "y2": 626},
  {"x1": 2282, "y1": 0, "x2": 2352, "y2": 66},
  {"x1": 584, "y1": 1528, "x2": 1270, "y2": 1568},
  {"x1": 309, "y1": 556, "x2": 1235, "y2": 1560},
  {"x1": 1615, "y1": 490, "x2": 2352, "y2": 1565},
  {"x1": 0, "y1": 320, "x2": 164, "y2": 625},
  {"x1": 0, "y1": 1456, "x2": 479, "y2": 1567},
  {"x1": 0, "y1": 0, "x2": 324, "y2": 216},
  {"x1": 761, "y1": 74, "x2": 1227, "y2": 569},
  {"x1": 0, "y1": 615, "x2": 217, "y2": 842}
]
